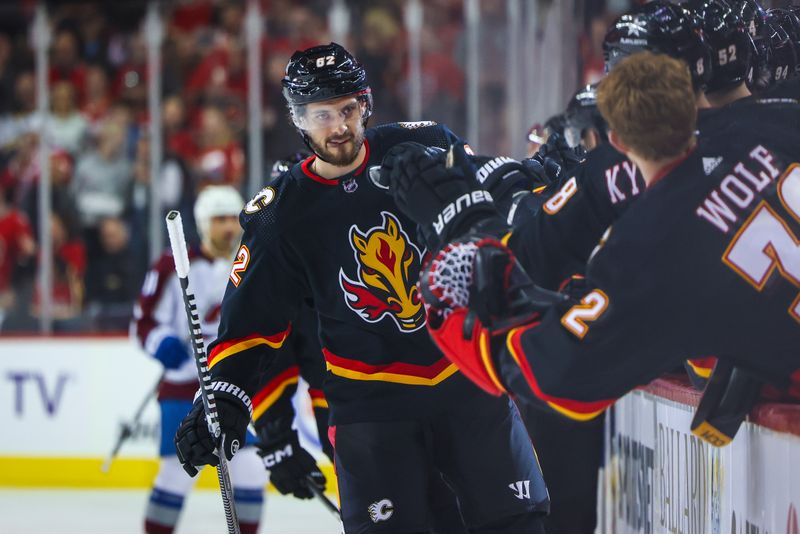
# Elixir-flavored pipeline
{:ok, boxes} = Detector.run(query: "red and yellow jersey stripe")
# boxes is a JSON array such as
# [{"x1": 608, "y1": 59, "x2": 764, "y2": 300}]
[
  {"x1": 251, "y1": 366, "x2": 300, "y2": 422},
  {"x1": 506, "y1": 324, "x2": 614, "y2": 421},
  {"x1": 323, "y1": 348, "x2": 458, "y2": 386},
  {"x1": 686, "y1": 357, "x2": 717, "y2": 380},
  {"x1": 208, "y1": 326, "x2": 292, "y2": 369},
  {"x1": 308, "y1": 388, "x2": 329, "y2": 410}
]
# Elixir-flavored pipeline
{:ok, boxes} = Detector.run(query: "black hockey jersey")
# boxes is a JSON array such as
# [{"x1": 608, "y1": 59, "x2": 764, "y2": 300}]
[
  {"x1": 207, "y1": 122, "x2": 492, "y2": 424},
  {"x1": 495, "y1": 100, "x2": 800, "y2": 420},
  {"x1": 508, "y1": 137, "x2": 645, "y2": 290},
  {"x1": 506, "y1": 98, "x2": 794, "y2": 291}
]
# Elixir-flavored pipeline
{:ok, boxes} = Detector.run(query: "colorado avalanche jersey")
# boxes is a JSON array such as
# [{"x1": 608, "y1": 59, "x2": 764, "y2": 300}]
[
  {"x1": 133, "y1": 247, "x2": 231, "y2": 400},
  {"x1": 208, "y1": 122, "x2": 492, "y2": 424}
]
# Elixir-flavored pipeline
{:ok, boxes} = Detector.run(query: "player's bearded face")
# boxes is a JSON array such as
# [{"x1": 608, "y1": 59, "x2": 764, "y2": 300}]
[{"x1": 302, "y1": 97, "x2": 367, "y2": 166}]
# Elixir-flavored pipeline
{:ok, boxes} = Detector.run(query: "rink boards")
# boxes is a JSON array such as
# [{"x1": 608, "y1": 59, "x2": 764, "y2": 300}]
[
  {"x1": 0, "y1": 337, "x2": 333, "y2": 489},
  {"x1": 601, "y1": 379, "x2": 800, "y2": 534}
]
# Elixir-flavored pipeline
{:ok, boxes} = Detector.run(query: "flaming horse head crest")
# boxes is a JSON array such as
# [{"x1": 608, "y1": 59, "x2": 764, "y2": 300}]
[{"x1": 339, "y1": 211, "x2": 425, "y2": 332}]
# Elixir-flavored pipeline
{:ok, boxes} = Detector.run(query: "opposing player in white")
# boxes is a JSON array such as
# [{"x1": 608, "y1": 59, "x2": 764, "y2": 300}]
[{"x1": 133, "y1": 185, "x2": 266, "y2": 534}]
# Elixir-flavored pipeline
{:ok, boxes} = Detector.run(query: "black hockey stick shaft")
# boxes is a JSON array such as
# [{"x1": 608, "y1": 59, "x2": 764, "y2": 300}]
[
  {"x1": 101, "y1": 371, "x2": 165, "y2": 472},
  {"x1": 166, "y1": 211, "x2": 241, "y2": 534},
  {"x1": 305, "y1": 475, "x2": 342, "y2": 519}
]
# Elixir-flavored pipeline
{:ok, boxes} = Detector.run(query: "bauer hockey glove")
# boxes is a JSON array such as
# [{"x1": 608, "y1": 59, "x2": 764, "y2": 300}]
[
  {"x1": 174, "y1": 380, "x2": 252, "y2": 476},
  {"x1": 380, "y1": 141, "x2": 500, "y2": 251},
  {"x1": 153, "y1": 335, "x2": 190, "y2": 370},
  {"x1": 256, "y1": 429, "x2": 326, "y2": 500}
]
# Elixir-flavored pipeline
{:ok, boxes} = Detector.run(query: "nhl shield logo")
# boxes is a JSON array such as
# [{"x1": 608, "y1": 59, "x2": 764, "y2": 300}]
[
  {"x1": 342, "y1": 176, "x2": 358, "y2": 193},
  {"x1": 339, "y1": 212, "x2": 426, "y2": 332}
]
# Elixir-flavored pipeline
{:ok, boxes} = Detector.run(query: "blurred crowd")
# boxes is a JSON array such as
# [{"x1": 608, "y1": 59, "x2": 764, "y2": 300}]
[
  {"x1": 8, "y1": 0, "x2": 759, "y2": 334},
  {"x1": 0, "y1": 0, "x2": 504, "y2": 334}
]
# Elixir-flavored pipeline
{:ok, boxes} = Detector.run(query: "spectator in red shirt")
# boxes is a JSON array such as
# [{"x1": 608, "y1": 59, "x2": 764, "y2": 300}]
[
  {"x1": 31, "y1": 212, "x2": 87, "y2": 330},
  {"x1": 82, "y1": 64, "x2": 113, "y2": 132},
  {"x1": 0, "y1": 187, "x2": 36, "y2": 329},
  {"x1": 163, "y1": 94, "x2": 196, "y2": 163},
  {"x1": 191, "y1": 105, "x2": 244, "y2": 189},
  {"x1": 185, "y1": 37, "x2": 247, "y2": 128}
]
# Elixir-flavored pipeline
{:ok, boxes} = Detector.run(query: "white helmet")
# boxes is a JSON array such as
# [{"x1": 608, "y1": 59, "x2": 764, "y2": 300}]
[{"x1": 193, "y1": 185, "x2": 244, "y2": 239}]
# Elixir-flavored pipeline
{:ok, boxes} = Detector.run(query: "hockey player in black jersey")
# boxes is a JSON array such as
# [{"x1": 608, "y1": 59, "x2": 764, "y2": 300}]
[
  {"x1": 386, "y1": 51, "x2": 800, "y2": 452},
  {"x1": 173, "y1": 43, "x2": 547, "y2": 533}
]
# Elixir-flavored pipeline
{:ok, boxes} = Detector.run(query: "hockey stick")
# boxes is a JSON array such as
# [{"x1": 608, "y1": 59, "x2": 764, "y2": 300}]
[
  {"x1": 245, "y1": 423, "x2": 342, "y2": 519},
  {"x1": 305, "y1": 474, "x2": 341, "y2": 519},
  {"x1": 166, "y1": 211, "x2": 241, "y2": 534},
  {"x1": 101, "y1": 371, "x2": 165, "y2": 473}
]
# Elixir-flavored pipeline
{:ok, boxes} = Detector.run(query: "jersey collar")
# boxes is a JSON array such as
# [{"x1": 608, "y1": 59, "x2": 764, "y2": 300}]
[
  {"x1": 300, "y1": 138, "x2": 371, "y2": 186},
  {"x1": 648, "y1": 143, "x2": 696, "y2": 189}
]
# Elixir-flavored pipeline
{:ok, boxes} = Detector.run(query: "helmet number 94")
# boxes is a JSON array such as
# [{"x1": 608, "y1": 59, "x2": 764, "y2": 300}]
[
  {"x1": 315, "y1": 55, "x2": 336, "y2": 68},
  {"x1": 718, "y1": 45, "x2": 737, "y2": 66}
]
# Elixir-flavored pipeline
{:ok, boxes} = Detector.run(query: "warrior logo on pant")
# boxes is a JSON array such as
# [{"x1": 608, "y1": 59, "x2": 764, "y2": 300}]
[
  {"x1": 509, "y1": 480, "x2": 531, "y2": 500},
  {"x1": 368, "y1": 498, "x2": 395, "y2": 523}
]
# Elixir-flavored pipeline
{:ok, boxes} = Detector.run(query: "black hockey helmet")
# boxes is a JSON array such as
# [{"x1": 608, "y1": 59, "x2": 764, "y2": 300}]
[
  {"x1": 603, "y1": 1, "x2": 713, "y2": 90},
  {"x1": 563, "y1": 84, "x2": 607, "y2": 148},
  {"x1": 767, "y1": 8, "x2": 800, "y2": 75},
  {"x1": 282, "y1": 42, "x2": 373, "y2": 131},
  {"x1": 734, "y1": 0, "x2": 765, "y2": 39},
  {"x1": 685, "y1": 0, "x2": 754, "y2": 93},
  {"x1": 748, "y1": 10, "x2": 797, "y2": 90}
]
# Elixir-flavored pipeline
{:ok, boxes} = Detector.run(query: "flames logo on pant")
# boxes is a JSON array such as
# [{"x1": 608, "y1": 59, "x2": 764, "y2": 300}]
[{"x1": 339, "y1": 211, "x2": 426, "y2": 333}]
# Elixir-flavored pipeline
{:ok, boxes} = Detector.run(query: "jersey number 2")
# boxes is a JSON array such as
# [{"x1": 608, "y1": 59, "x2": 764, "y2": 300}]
[
  {"x1": 229, "y1": 245, "x2": 250, "y2": 287},
  {"x1": 561, "y1": 290, "x2": 609, "y2": 339},
  {"x1": 723, "y1": 164, "x2": 800, "y2": 322}
]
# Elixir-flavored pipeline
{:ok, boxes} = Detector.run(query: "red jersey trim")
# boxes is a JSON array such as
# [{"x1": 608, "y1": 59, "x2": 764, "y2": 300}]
[
  {"x1": 208, "y1": 326, "x2": 292, "y2": 369},
  {"x1": 157, "y1": 380, "x2": 198, "y2": 401},
  {"x1": 686, "y1": 357, "x2": 717, "y2": 379},
  {"x1": 649, "y1": 144, "x2": 696, "y2": 188},
  {"x1": 251, "y1": 366, "x2": 300, "y2": 421},
  {"x1": 322, "y1": 347, "x2": 458, "y2": 386},
  {"x1": 300, "y1": 139, "x2": 371, "y2": 185},
  {"x1": 506, "y1": 324, "x2": 614, "y2": 420},
  {"x1": 308, "y1": 388, "x2": 329, "y2": 409}
]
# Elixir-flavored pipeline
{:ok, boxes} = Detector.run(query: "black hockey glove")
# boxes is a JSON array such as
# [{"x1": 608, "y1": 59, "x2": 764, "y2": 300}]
[
  {"x1": 257, "y1": 429, "x2": 326, "y2": 500},
  {"x1": 470, "y1": 154, "x2": 552, "y2": 216},
  {"x1": 531, "y1": 132, "x2": 585, "y2": 183},
  {"x1": 380, "y1": 141, "x2": 500, "y2": 251},
  {"x1": 174, "y1": 380, "x2": 252, "y2": 477}
]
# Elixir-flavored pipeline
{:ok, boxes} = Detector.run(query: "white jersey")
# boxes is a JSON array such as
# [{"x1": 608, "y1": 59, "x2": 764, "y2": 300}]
[{"x1": 132, "y1": 247, "x2": 232, "y2": 386}]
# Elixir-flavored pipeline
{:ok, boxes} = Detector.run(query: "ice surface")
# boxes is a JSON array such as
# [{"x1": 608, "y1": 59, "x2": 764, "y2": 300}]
[{"x1": 0, "y1": 489, "x2": 342, "y2": 533}]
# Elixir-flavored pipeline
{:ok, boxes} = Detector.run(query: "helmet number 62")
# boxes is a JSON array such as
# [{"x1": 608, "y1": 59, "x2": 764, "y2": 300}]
[{"x1": 316, "y1": 55, "x2": 335, "y2": 68}]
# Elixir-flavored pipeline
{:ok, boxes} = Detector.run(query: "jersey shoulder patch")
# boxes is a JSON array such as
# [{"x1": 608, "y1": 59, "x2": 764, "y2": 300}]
[{"x1": 239, "y1": 172, "x2": 297, "y2": 244}]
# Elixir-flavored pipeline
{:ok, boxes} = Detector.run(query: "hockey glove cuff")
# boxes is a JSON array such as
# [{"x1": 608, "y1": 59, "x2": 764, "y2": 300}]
[
  {"x1": 257, "y1": 430, "x2": 325, "y2": 500},
  {"x1": 420, "y1": 237, "x2": 566, "y2": 395},
  {"x1": 174, "y1": 380, "x2": 252, "y2": 476}
]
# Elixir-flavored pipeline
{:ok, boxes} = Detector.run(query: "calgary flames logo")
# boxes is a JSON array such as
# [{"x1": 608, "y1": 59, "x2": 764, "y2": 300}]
[{"x1": 339, "y1": 212, "x2": 425, "y2": 332}]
